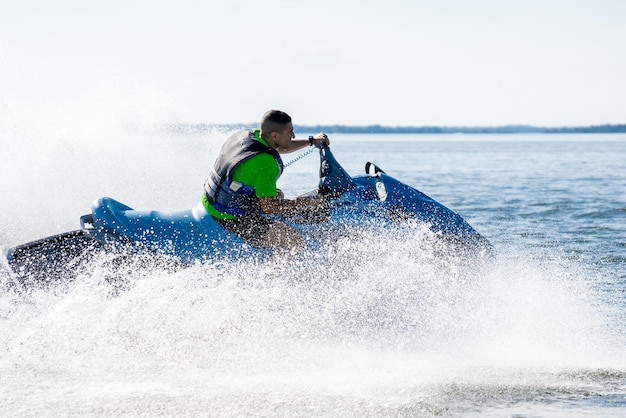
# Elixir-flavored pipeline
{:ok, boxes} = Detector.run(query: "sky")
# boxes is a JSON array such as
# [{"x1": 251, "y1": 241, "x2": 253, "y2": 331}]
[{"x1": 1, "y1": 0, "x2": 625, "y2": 127}]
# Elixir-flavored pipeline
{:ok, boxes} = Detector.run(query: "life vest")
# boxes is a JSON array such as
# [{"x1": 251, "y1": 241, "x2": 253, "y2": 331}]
[{"x1": 204, "y1": 130, "x2": 284, "y2": 217}]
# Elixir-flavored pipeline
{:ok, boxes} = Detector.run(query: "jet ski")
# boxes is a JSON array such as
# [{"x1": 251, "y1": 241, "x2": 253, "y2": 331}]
[{"x1": 5, "y1": 144, "x2": 491, "y2": 287}]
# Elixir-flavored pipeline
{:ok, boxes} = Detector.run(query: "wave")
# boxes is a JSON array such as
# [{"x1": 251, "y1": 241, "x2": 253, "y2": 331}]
[{"x1": 1, "y1": 224, "x2": 624, "y2": 415}]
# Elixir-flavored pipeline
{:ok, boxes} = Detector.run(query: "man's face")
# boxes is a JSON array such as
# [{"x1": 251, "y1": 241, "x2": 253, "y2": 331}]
[{"x1": 270, "y1": 123, "x2": 295, "y2": 150}]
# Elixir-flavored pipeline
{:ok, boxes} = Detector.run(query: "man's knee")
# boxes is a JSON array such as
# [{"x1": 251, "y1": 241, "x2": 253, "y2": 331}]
[{"x1": 263, "y1": 222, "x2": 304, "y2": 251}]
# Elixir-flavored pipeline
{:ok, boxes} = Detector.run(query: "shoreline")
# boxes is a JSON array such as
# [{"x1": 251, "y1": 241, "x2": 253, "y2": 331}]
[{"x1": 167, "y1": 123, "x2": 626, "y2": 135}]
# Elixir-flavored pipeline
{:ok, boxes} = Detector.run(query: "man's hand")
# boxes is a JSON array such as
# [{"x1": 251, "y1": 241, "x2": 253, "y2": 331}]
[{"x1": 311, "y1": 132, "x2": 330, "y2": 147}]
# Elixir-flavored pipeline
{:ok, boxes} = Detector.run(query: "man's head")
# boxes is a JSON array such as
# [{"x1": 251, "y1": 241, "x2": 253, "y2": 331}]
[{"x1": 260, "y1": 110, "x2": 295, "y2": 150}]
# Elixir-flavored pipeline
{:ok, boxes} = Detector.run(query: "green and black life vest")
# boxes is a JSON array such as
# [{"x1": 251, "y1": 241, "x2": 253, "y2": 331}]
[{"x1": 204, "y1": 130, "x2": 284, "y2": 217}]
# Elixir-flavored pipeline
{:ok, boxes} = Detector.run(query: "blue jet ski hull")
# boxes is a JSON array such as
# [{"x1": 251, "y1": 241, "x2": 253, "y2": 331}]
[{"x1": 5, "y1": 146, "x2": 491, "y2": 287}]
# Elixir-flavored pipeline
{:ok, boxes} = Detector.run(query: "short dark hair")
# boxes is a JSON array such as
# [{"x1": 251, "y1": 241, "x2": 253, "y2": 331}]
[{"x1": 260, "y1": 110, "x2": 292, "y2": 139}]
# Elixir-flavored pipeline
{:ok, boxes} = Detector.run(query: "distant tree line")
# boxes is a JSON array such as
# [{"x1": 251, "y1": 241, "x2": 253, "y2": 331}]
[
  {"x1": 167, "y1": 123, "x2": 626, "y2": 135},
  {"x1": 294, "y1": 124, "x2": 626, "y2": 134}
]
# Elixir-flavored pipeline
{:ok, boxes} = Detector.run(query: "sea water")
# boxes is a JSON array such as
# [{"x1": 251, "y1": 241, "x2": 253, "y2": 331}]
[{"x1": 1, "y1": 124, "x2": 625, "y2": 416}]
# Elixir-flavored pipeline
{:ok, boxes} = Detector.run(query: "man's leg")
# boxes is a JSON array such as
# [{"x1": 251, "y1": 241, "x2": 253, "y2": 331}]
[
  {"x1": 262, "y1": 221, "x2": 304, "y2": 252},
  {"x1": 216, "y1": 215, "x2": 303, "y2": 252}
]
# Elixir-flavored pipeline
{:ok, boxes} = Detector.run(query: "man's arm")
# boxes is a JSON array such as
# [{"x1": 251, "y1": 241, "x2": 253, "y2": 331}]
[
  {"x1": 258, "y1": 195, "x2": 327, "y2": 215},
  {"x1": 279, "y1": 132, "x2": 330, "y2": 154}
]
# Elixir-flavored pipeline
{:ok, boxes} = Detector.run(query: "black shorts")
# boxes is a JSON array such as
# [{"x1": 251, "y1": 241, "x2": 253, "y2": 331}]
[{"x1": 214, "y1": 214, "x2": 274, "y2": 248}]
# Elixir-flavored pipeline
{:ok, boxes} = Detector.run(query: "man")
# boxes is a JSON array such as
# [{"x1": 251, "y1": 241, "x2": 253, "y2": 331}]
[{"x1": 203, "y1": 110, "x2": 330, "y2": 252}]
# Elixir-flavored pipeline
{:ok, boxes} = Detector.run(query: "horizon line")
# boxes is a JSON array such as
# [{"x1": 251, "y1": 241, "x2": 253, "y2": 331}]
[{"x1": 166, "y1": 122, "x2": 626, "y2": 134}]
